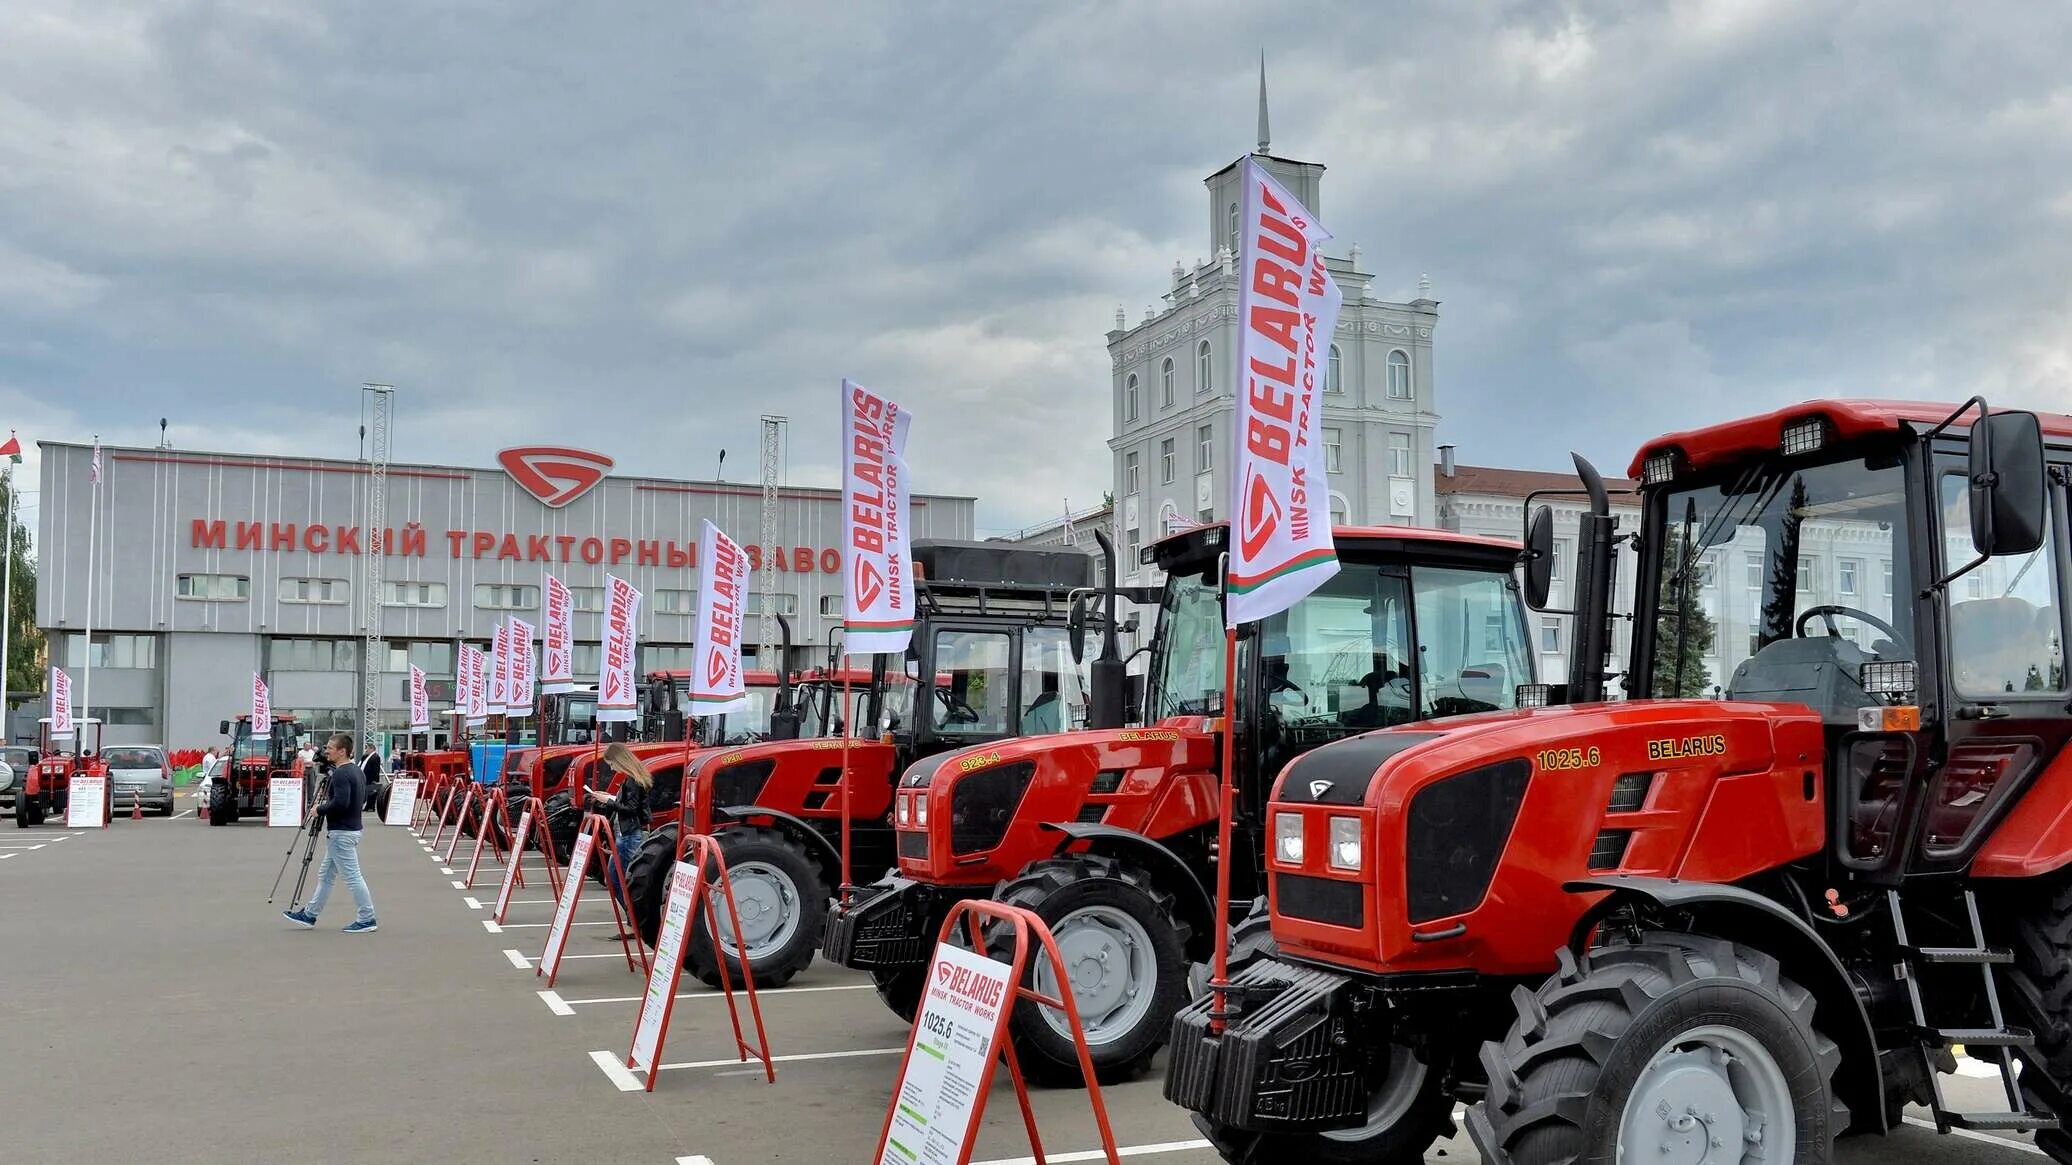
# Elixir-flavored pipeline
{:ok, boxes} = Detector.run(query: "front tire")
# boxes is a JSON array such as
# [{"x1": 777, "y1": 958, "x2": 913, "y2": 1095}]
[
  {"x1": 208, "y1": 782, "x2": 232, "y2": 827},
  {"x1": 872, "y1": 968, "x2": 925, "y2": 1023},
  {"x1": 995, "y1": 854, "x2": 1190, "y2": 1086},
  {"x1": 2001, "y1": 879, "x2": 2072, "y2": 1162},
  {"x1": 627, "y1": 825, "x2": 683, "y2": 947},
  {"x1": 1195, "y1": 1042, "x2": 1456, "y2": 1165},
  {"x1": 685, "y1": 826, "x2": 827, "y2": 990},
  {"x1": 1469, "y1": 932, "x2": 1846, "y2": 1165}
]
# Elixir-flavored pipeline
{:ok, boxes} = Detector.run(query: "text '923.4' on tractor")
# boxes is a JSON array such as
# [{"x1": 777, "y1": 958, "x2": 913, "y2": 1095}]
[
  {"x1": 1162, "y1": 397, "x2": 2072, "y2": 1165},
  {"x1": 824, "y1": 518, "x2": 1544, "y2": 1084}
]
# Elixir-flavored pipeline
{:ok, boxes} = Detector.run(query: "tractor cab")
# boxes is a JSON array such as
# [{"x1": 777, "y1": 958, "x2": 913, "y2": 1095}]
[
  {"x1": 642, "y1": 668, "x2": 792, "y2": 747},
  {"x1": 1165, "y1": 399, "x2": 2072, "y2": 1165}
]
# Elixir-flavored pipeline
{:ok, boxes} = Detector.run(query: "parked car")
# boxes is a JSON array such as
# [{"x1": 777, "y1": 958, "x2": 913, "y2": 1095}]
[
  {"x1": 0, "y1": 746, "x2": 36, "y2": 812},
  {"x1": 103, "y1": 745, "x2": 176, "y2": 816}
]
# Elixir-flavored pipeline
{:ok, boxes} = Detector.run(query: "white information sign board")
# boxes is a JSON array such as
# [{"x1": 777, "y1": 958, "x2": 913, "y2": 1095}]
[
  {"x1": 631, "y1": 861, "x2": 701, "y2": 1074},
  {"x1": 64, "y1": 775, "x2": 107, "y2": 829},
  {"x1": 877, "y1": 943, "x2": 1014, "y2": 1165},
  {"x1": 267, "y1": 776, "x2": 304, "y2": 827},
  {"x1": 538, "y1": 830, "x2": 594, "y2": 982},
  {"x1": 383, "y1": 777, "x2": 420, "y2": 827},
  {"x1": 494, "y1": 809, "x2": 534, "y2": 923}
]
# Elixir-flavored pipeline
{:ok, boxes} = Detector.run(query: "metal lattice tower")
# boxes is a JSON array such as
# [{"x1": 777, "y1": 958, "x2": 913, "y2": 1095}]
[
  {"x1": 759, "y1": 415, "x2": 786, "y2": 668},
  {"x1": 361, "y1": 384, "x2": 394, "y2": 747}
]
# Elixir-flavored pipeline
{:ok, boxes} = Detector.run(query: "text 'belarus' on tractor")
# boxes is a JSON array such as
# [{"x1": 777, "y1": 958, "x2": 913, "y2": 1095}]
[
  {"x1": 209, "y1": 714, "x2": 307, "y2": 827},
  {"x1": 825, "y1": 520, "x2": 1543, "y2": 1083},
  {"x1": 628, "y1": 538, "x2": 1108, "y2": 992},
  {"x1": 1162, "y1": 398, "x2": 2072, "y2": 1165},
  {"x1": 11, "y1": 716, "x2": 107, "y2": 828}
]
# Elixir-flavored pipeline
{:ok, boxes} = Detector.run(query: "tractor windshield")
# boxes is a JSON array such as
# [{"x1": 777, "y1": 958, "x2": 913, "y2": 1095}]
[
  {"x1": 1647, "y1": 451, "x2": 1915, "y2": 722},
  {"x1": 232, "y1": 731, "x2": 271, "y2": 763},
  {"x1": 1149, "y1": 571, "x2": 1227, "y2": 718}
]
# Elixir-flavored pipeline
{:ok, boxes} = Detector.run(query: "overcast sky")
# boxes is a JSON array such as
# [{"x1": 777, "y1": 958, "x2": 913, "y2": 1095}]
[{"x1": 3, "y1": 1, "x2": 2070, "y2": 536}]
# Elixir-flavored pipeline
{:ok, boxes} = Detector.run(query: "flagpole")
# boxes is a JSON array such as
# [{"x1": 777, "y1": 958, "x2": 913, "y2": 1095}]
[
  {"x1": 83, "y1": 436, "x2": 98, "y2": 745},
  {"x1": 1209, "y1": 555, "x2": 1238, "y2": 1036},
  {"x1": 0, "y1": 459, "x2": 15, "y2": 744}
]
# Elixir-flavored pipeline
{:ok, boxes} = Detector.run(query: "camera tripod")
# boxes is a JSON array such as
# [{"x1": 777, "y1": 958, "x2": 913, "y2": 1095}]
[{"x1": 268, "y1": 776, "x2": 331, "y2": 908}]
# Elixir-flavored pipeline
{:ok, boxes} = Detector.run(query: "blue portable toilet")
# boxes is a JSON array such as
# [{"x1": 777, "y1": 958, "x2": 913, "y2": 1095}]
[{"x1": 469, "y1": 741, "x2": 510, "y2": 784}]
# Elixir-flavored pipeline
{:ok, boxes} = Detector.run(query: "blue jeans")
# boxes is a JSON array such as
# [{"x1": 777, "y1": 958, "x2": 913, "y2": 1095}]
[
  {"x1": 307, "y1": 829, "x2": 376, "y2": 924},
  {"x1": 609, "y1": 828, "x2": 643, "y2": 904}
]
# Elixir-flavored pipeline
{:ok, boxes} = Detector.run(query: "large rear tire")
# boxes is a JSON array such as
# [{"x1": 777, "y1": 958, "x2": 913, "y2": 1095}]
[
  {"x1": 208, "y1": 782, "x2": 233, "y2": 827},
  {"x1": 627, "y1": 825, "x2": 683, "y2": 947},
  {"x1": 685, "y1": 826, "x2": 827, "y2": 990},
  {"x1": 872, "y1": 968, "x2": 925, "y2": 1024},
  {"x1": 2001, "y1": 879, "x2": 2072, "y2": 1162},
  {"x1": 1468, "y1": 932, "x2": 1846, "y2": 1165},
  {"x1": 995, "y1": 854, "x2": 1190, "y2": 1086}
]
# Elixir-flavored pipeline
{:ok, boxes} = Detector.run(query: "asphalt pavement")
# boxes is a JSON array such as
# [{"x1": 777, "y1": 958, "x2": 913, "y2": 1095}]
[{"x1": 0, "y1": 785, "x2": 2058, "y2": 1164}]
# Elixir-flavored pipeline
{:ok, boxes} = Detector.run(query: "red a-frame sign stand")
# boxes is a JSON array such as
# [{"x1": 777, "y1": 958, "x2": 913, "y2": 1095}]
[
  {"x1": 536, "y1": 812, "x2": 648, "y2": 987},
  {"x1": 463, "y1": 785, "x2": 515, "y2": 888},
  {"x1": 493, "y1": 795, "x2": 564, "y2": 926},
  {"x1": 442, "y1": 784, "x2": 480, "y2": 863},
  {"x1": 624, "y1": 831, "x2": 776, "y2": 1090}
]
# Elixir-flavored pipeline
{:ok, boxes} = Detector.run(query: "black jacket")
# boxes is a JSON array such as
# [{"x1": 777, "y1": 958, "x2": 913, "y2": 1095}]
[{"x1": 318, "y1": 759, "x2": 365, "y2": 831}]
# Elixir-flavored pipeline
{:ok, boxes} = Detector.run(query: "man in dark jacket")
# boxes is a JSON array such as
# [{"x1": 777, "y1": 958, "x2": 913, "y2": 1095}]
[{"x1": 283, "y1": 733, "x2": 378, "y2": 933}]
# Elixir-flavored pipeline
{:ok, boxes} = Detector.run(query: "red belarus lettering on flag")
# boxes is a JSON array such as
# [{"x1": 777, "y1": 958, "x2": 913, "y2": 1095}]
[
  {"x1": 49, "y1": 667, "x2": 72, "y2": 737},
  {"x1": 840, "y1": 378, "x2": 915, "y2": 656},
  {"x1": 689, "y1": 520, "x2": 751, "y2": 715},
  {"x1": 597, "y1": 575, "x2": 642, "y2": 722},
  {"x1": 1227, "y1": 158, "x2": 1343, "y2": 628},
  {"x1": 251, "y1": 673, "x2": 272, "y2": 738},
  {"x1": 409, "y1": 665, "x2": 429, "y2": 731}
]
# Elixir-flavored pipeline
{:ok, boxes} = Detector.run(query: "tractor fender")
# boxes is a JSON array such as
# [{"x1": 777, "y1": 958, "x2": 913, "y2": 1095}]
[
  {"x1": 1564, "y1": 875, "x2": 1887, "y2": 1133},
  {"x1": 1041, "y1": 822, "x2": 1216, "y2": 962},
  {"x1": 713, "y1": 804, "x2": 845, "y2": 884}
]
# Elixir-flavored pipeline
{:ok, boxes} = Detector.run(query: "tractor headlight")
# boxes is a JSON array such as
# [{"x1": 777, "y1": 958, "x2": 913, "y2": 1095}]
[
  {"x1": 895, "y1": 795, "x2": 910, "y2": 826},
  {"x1": 1641, "y1": 450, "x2": 1680, "y2": 485},
  {"x1": 1329, "y1": 816, "x2": 1363, "y2": 871},
  {"x1": 914, "y1": 797, "x2": 929, "y2": 827},
  {"x1": 1274, "y1": 813, "x2": 1304, "y2": 864},
  {"x1": 1781, "y1": 417, "x2": 1830, "y2": 456}
]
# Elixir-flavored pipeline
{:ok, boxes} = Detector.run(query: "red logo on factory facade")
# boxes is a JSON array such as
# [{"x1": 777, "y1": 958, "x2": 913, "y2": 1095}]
[{"x1": 497, "y1": 446, "x2": 614, "y2": 508}]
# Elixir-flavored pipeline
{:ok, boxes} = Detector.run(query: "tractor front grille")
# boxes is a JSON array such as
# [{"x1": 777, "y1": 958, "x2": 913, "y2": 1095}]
[
  {"x1": 710, "y1": 759, "x2": 775, "y2": 808},
  {"x1": 949, "y1": 762, "x2": 1036, "y2": 855},
  {"x1": 1405, "y1": 759, "x2": 1529, "y2": 923},
  {"x1": 1275, "y1": 874, "x2": 1363, "y2": 929}
]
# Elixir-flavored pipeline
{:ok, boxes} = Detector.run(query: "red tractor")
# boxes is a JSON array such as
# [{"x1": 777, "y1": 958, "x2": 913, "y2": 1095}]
[
  {"x1": 825, "y1": 522, "x2": 1541, "y2": 1083},
  {"x1": 11, "y1": 717, "x2": 108, "y2": 827},
  {"x1": 630, "y1": 538, "x2": 1106, "y2": 991},
  {"x1": 209, "y1": 714, "x2": 307, "y2": 826},
  {"x1": 1162, "y1": 398, "x2": 2072, "y2": 1164}
]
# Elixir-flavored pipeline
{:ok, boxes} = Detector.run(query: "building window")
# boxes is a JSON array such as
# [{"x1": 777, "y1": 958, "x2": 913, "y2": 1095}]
[
  {"x1": 1746, "y1": 554, "x2": 1764, "y2": 590},
  {"x1": 1796, "y1": 557, "x2": 1815, "y2": 592},
  {"x1": 1484, "y1": 614, "x2": 1507, "y2": 653},
  {"x1": 1196, "y1": 340, "x2": 1212, "y2": 394},
  {"x1": 384, "y1": 641, "x2": 455, "y2": 676},
  {"x1": 1883, "y1": 560, "x2": 1893, "y2": 598},
  {"x1": 472, "y1": 583, "x2": 539, "y2": 611},
  {"x1": 1196, "y1": 424, "x2": 1213, "y2": 473},
  {"x1": 86, "y1": 706, "x2": 157, "y2": 728},
  {"x1": 1323, "y1": 427, "x2": 1343, "y2": 473},
  {"x1": 1540, "y1": 618, "x2": 1563, "y2": 654},
  {"x1": 1968, "y1": 573, "x2": 1986, "y2": 599},
  {"x1": 1160, "y1": 438, "x2": 1176, "y2": 484},
  {"x1": 749, "y1": 591, "x2": 799, "y2": 617},
  {"x1": 1228, "y1": 202, "x2": 1239, "y2": 249},
  {"x1": 1160, "y1": 358, "x2": 1175, "y2": 408},
  {"x1": 278, "y1": 577, "x2": 350, "y2": 605},
  {"x1": 1326, "y1": 345, "x2": 1343, "y2": 393},
  {"x1": 568, "y1": 586, "x2": 605, "y2": 613},
  {"x1": 176, "y1": 573, "x2": 249, "y2": 601},
  {"x1": 651, "y1": 589, "x2": 696, "y2": 615},
  {"x1": 63, "y1": 633, "x2": 157, "y2": 670},
  {"x1": 383, "y1": 581, "x2": 447, "y2": 608},
  {"x1": 1198, "y1": 507, "x2": 1214, "y2": 524},
  {"x1": 268, "y1": 638, "x2": 360, "y2": 672},
  {"x1": 1125, "y1": 451, "x2": 1141, "y2": 494},
  {"x1": 572, "y1": 643, "x2": 602, "y2": 676},
  {"x1": 1838, "y1": 559, "x2": 1859, "y2": 597},
  {"x1": 1126, "y1": 528, "x2": 1141, "y2": 573},
  {"x1": 1329, "y1": 496, "x2": 1349, "y2": 527},
  {"x1": 1386, "y1": 350, "x2": 1412, "y2": 399},
  {"x1": 1552, "y1": 539, "x2": 1571, "y2": 583},
  {"x1": 1695, "y1": 553, "x2": 1718, "y2": 589},
  {"x1": 1388, "y1": 432, "x2": 1412, "y2": 477},
  {"x1": 641, "y1": 644, "x2": 697, "y2": 672},
  {"x1": 1124, "y1": 374, "x2": 1139, "y2": 423},
  {"x1": 281, "y1": 708, "x2": 356, "y2": 733}
]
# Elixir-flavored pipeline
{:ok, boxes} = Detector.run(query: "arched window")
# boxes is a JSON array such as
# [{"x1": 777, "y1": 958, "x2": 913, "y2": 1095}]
[
  {"x1": 1329, "y1": 495, "x2": 1350, "y2": 527},
  {"x1": 1386, "y1": 349, "x2": 1412, "y2": 399},
  {"x1": 1124, "y1": 374, "x2": 1139, "y2": 423},
  {"x1": 1160, "y1": 358, "x2": 1175, "y2": 407},
  {"x1": 1326, "y1": 345, "x2": 1344, "y2": 393},
  {"x1": 1196, "y1": 340, "x2": 1212, "y2": 394},
  {"x1": 1228, "y1": 202, "x2": 1239, "y2": 250}
]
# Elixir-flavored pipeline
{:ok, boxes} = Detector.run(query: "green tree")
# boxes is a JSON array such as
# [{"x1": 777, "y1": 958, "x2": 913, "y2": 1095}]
[
  {"x1": 1652, "y1": 548, "x2": 1716, "y2": 698},
  {"x1": 0, "y1": 471, "x2": 40, "y2": 700}
]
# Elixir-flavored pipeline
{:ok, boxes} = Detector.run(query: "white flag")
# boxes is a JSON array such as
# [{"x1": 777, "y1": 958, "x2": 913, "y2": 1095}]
[
  {"x1": 1227, "y1": 157, "x2": 1343, "y2": 627},
  {"x1": 689, "y1": 520, "x2": 752, "y2": 716},
  {"x1": 465, "y1": 644, "x2": 489, "y2": 725},
  {"x1": 251, "y1": 673, "x2": 272, "y2": 738},
  {"x1": 408, "y1": 665, "x2": 430, "y2": 732},
  {"x1": 840, "y1": 379, "x2": 914, "y2": 655},
  {"x1": 598, "y1": 574, "x2": 642, "y2": 723},
  {"x1": 490, "y1": 621, "x2": 512, "y2": 714},
  {"x1": 49, "y1": 667, "x2": 72, "y2": 739},
  {"x1": 509, "y1": 617, "x2": 535, "y2": 715},
  {"x1": 451, "y1": 643, "x2": 473, "y2": 718},
  {"x1": 90, "y1": 437, "x2": 102, "y2": 485},
  {"x1": 541, "y1": 576, "x2": 574, "y2": 694}
]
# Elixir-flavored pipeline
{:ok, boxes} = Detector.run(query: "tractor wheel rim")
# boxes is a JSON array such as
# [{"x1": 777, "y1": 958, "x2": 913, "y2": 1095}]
[
  {"x1": 1320, "y1": 1045, "x2": 1426, "y2": 1143},
  {"x1": 714, "y1": 860, "x2": 799, "y2": 961},
  {"x1": 1617, "y1": 1023, "x2": 1793, "y2": 1165},
  {"x1": 1032, "y1": 904, "x2": 1158, "y2": 1047}
]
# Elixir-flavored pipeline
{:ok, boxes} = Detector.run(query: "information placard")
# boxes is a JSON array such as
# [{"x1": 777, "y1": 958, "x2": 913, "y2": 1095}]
[
  {"x1": 538, "y1": 830, "x2": 594, "y2": 983},
  {"x1": 383, "y1": 777, "x2": 419, "y2": 827},
  {"x1": 630, "y1": 861, "x2": 701, "y2": 1076},
  {"x1": 267, "y1": 776, "x2": 304, "y2": 827},
  {"x1": 494, "y1": 808, "x2": 534, "y2": 923},
  {"x1": 877, "y1": 943, "x2": 1014, "y2": 1165},
  {"x1": 65, "y1": 775, "x2": 107, "y2": 829}
]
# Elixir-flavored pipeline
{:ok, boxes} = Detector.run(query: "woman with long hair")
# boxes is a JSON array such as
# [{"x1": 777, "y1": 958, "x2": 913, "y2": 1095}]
[{"x1": 586, "y1": 742, "x2": 653, "y2": 940}]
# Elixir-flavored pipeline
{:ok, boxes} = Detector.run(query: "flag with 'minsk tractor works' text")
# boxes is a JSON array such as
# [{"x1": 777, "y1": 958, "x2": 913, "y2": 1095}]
[
  {"x1": 840, "y1": 379, "x2": 914, "y2": 655},
  {"x1": 1227, "y1": 157, "x2": 1343, "y2": 627},
  {"x1": 688, "y1": 520, "x2": 752, "y2": 716}
]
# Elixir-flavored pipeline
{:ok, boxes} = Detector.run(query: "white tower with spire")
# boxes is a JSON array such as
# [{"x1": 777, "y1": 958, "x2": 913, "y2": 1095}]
[{"x1": 1103, "y1": 62, "x2": 1442, "y2": 583}]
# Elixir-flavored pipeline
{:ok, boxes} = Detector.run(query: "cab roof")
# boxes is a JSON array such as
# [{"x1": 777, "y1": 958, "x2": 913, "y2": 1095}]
[
  {"x1": 1630, "y1": 398, "x2": 2072, "y2": 479},
  {"x1": 1151, "y1": 522, "x2": 1518, "y2": 567}
]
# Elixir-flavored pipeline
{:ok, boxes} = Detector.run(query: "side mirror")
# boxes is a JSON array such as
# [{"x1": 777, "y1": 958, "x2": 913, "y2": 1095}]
[
  {"x1": 1522, "y1": 505, "x2": 1556, "y2": 610},
  {"x1": 1970, "y1": 411, "x2": 2046, "y2": 557},
  {"x1": 1067, "y1": 595, "x2": 1088, "y2": 665},
  {"x1": 218, "y1": 719, "x2": 231, "y2": 736}
]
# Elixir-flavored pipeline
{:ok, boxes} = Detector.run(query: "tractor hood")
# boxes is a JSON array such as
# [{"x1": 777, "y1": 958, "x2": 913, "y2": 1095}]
[{"x1": 682, "y1": 733, "x2": 898, "y2": 835}]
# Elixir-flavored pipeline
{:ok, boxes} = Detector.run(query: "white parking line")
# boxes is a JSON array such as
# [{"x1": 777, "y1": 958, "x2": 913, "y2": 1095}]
[
  {"x1": 464, "y1": 896, "x2": 483, "y2": 910},
  {"x1": 554, "y1": 983, "x2": 873, "y2": 1008},
  {"x1": 503, "y1": 948, "x2": 531, "y2": 969},
  {"x1": 170, "y1": 809, "x2": 195, "y2": 820},
  {"x1": 538, "y1": 990, "x2": 576, "y2": 1016},
  {"x1": 0, "y1": 852, "x2": 13, "y2": 860},
  {"x1": 677, "y1": 1157, "x2": 716, "y2": 1165},
  {"x1": 654, "y1": 1045, "x2": 902, "y2": 1073},
  {"x1": 589, "y1": 1049, "x2": 645, "y2": 1092},
  {"x1": 482, "y1": 920, "x2": 502, "y2": 934},
  {"x1": 496, "y1": 920, "x2": 616, "y2": 930},
  {"x1": 0, "y1": 843, "x2": 46, "y2": 850},
  {"x1": 440, "y1": 867, "x2": 455, "y2": 875},
  {"x1": 1902, "y1": 1116, "x2": 2045, "y2": 1156},
  {"x1": 450, "y1": 880, "x2": 467, "y2": 889}
]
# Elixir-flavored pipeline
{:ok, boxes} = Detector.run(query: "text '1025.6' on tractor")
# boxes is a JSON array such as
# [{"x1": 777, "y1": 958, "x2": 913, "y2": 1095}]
[
  {"x1": 824, "y1": 519, "x2": 1545, "y2": 1084},
  {"x1": 1161, "y1": 397, "x2": 2072, "y2": 1165}
]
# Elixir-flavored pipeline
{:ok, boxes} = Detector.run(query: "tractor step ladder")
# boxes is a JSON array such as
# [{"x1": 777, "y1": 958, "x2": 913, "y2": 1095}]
[{"x1": 1888, "y1": 888, "x2": 2059, "y2": 1133}]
